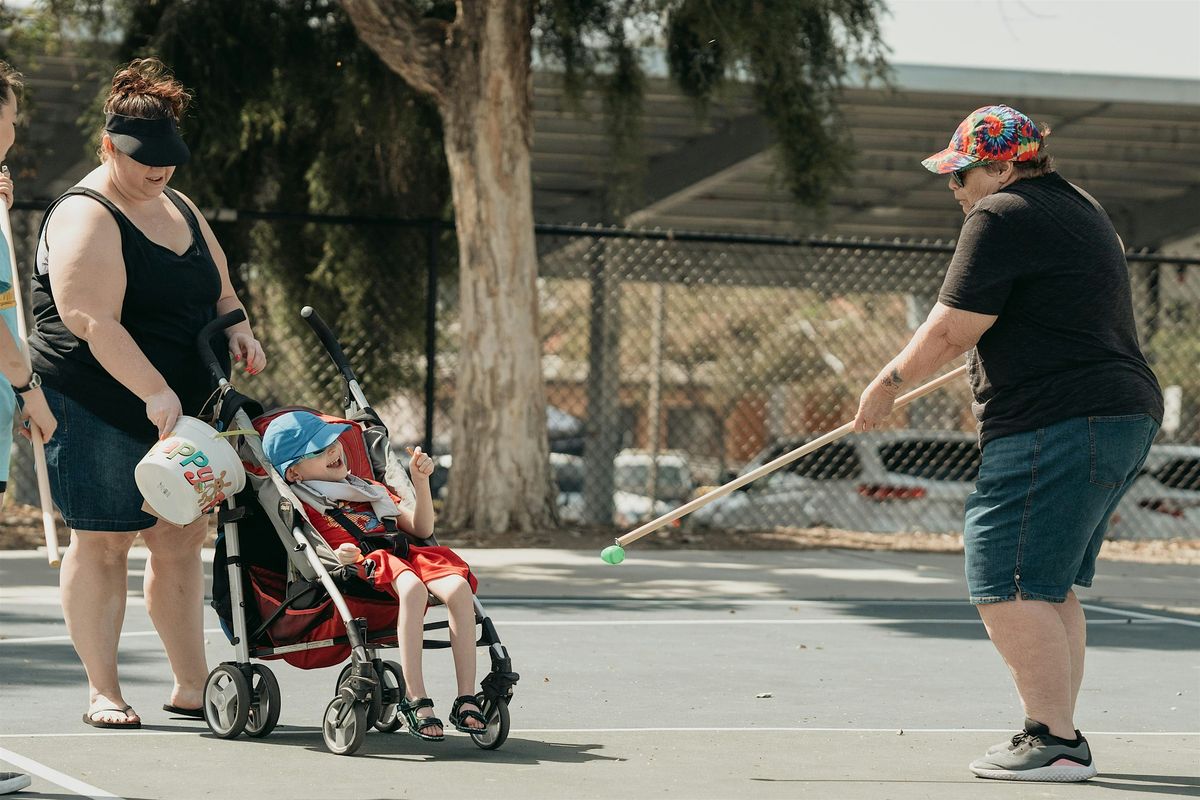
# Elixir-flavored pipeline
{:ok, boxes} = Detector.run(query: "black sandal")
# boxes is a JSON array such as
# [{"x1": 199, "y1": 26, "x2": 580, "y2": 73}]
[
  {"x1": 399, "y1": 697, "x2": 445, "y2": 742},
  {"x1": 449, "y1": 695, "x2": 488, "y2": 734}
]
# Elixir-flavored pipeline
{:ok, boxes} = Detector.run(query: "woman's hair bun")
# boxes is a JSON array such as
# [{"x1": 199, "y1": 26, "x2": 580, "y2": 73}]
[{"x1": 104, "y1": 57, "x2": 191, "y2": 120}]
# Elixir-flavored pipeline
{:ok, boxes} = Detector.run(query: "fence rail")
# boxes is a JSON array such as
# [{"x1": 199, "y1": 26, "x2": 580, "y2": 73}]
[{"x1": 6, "y1": 207, "x2": 1199, "y2": 539}]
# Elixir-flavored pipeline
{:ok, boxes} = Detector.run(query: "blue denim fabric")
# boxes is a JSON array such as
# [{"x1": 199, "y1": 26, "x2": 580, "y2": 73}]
[
  {"x1": 964, "y1": 414, "x2": 1157, "y2": 604},
  {"x1": 0, "y1": 378, "x2": 14, "y2": 486},
  {"x1": 0, "y1": 263, "x2": 17, "y2": 487},
  {"x1": 41, "y1": 385, "x2": 158, "y2": 532}
]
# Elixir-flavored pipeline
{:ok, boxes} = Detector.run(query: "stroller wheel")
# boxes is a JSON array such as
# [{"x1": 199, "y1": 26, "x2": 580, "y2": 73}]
[
  {"x1": 373, "y1": 661, "x2": 405, "y2": 733},
  {"x1": 204, "y1": 664, "x2": 251, "y2": 739},
  {"x1": 243, "y1": 665, "x2": 281, "y2": 738},
  {"x1": 336, "y1": 663, "x2": 383, "y2": 730},
  {"x1": 469, "y1": 695, "x2": 510, "y2": 751},
  {"x1": 322, "y1": 693, "x2": 368, "y2": 756}
]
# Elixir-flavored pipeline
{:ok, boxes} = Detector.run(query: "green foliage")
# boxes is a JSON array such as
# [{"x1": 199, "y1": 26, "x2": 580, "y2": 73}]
[
  {"x1": 5, "y1": 0, "x2": 454, "y2": 408},
  {"x1": 536, "y1": 0, "x2": 889, "y2": 216}
]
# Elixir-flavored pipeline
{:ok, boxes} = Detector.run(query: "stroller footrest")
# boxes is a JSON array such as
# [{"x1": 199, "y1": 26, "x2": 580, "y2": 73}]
[{"x1": 481, "y1": 670, "x2": 520, "y2": 701}]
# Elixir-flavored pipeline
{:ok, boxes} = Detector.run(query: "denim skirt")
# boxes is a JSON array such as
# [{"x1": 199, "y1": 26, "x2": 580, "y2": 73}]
[
  {"x1": 963, "y1": 414, "x2": 1157, "y2": 604},
  {"x1": 42, "y1": 386, "x2": 159, "y2": 532}
]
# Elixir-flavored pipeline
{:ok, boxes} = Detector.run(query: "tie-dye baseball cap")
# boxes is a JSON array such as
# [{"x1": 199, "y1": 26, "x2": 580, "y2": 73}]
[{"x1": 922, "y1": 105, "x2": 1042, "y2": 174}]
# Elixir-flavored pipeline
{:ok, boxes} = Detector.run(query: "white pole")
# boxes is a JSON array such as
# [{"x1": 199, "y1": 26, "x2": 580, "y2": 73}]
[{"x1": 0, "y1": 166, "x2": 60, "y2": 567}]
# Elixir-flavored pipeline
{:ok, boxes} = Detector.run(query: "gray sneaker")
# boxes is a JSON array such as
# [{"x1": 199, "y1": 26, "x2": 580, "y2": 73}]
[
  {"x1": 0, "y1": 772, "x2": 31, "y2": 795},
  {"x1": 970, "y1": 719, "x2": 1097, "y2": 782},
  {"x1": 986, "y1": 724, "x2": 1084, "y2": 754}
]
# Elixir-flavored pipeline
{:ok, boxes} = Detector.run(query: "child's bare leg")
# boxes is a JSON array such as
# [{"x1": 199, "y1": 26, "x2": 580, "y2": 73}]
[
  {"x1": 393, "y1": 571, "x2": 442, "y2": 737},
  {"x1": 426, "y1": 575, "x2": 484, "y2": 730}
]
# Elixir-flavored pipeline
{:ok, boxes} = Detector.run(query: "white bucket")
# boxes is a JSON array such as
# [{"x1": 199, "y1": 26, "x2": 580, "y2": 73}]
[{"x1": 134, "y1": 416, "x2": 247, "y2": 526}]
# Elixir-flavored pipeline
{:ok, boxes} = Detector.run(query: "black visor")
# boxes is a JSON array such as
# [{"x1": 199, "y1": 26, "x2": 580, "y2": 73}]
[{"x1": 104, "y1": 113, "x2": 190, "y2": 167}]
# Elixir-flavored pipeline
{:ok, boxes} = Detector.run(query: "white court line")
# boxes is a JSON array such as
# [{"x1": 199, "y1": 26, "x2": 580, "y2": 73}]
[
  {"x1": 1, "y1": 628, "x2": 225, "y2": 646},
  {"x1": 0, "y1": 745, "x2": 123, "y2": 799},
  {"x1": 1082, "y1": 602, "x2": 1200, "y2": 629},
  {"x1": 2, "y1": 618, "x2": 1172, "y2": 644},
  {"x1": 1, "y1": 727, "x2": 1196, "y2": 739},
  {"x1": 490, "y1": 618, "x2": 1167, "y2": 627},
  {"x1": 485, "y1": 598, "x2": 971, "y2": 606},
  {"x1": 517, "y1": 728, "x2": 1200, "y2": 736}
]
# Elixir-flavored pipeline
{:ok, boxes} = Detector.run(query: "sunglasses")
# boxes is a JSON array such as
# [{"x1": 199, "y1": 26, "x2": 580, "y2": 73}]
[
  {"x1": 950, "y1": 162, "x2": 986, "y2": 189},
  {"x1": 296, "y1": 442, "x2": 338, "y2": 462}
]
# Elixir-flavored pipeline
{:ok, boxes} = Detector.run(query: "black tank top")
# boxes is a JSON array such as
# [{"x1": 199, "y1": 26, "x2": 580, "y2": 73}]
[{"x1": 28, "y1": 186, "x2": 231, "y2": 442}]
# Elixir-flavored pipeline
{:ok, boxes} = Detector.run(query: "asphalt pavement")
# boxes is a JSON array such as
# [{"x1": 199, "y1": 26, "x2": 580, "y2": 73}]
[{"x1": 1, "y1": 546, "x2": 1197, "y2": 799}]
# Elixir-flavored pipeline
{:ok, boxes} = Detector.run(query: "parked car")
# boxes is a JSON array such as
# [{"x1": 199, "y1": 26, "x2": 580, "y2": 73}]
[
  {"x1": 691, "y1": 430, "x2": 980, "y2": 533},
  {"x1": 1108, "y1": 444, "x2": 1200, "y2": 539},
  {"x1": 613, "y1": 450, "x2": 695, "y2": 502},
  {"x1": 424, "y1": 451, "x2": 669, "y2": 526},
  {"x1": 427, "y1": 453, "x2": 584, "y2": 520},
  {"x1": 611, "y1": 450, "x2": 694, "y2": 526},
  {"x1": 550, "y1": 452, "x2": 585, "y2": 523}
]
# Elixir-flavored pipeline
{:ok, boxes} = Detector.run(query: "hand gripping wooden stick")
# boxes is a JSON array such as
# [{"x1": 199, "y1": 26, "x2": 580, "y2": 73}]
[
  {"x1": 604, "y1": 363, "x2": 969, "y2": 559},
  {"x1": 0, "y1": 166, "x2": 61, "y2": 567}
]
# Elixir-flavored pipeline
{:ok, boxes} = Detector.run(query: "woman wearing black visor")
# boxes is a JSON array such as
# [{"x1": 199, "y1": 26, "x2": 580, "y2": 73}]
[{"x1": 28, "y1": 58, "x2": 266, "y2": 729}]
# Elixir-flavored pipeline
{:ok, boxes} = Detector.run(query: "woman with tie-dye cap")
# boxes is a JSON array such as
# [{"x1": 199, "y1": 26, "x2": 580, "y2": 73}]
[{"x1": 853, "y1": 104, "x2": 1163, "y2": 783}]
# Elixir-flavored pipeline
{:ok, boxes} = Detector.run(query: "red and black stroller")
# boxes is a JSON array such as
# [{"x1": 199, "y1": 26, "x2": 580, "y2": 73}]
[{"x1": 199, "y1": 307, "x2": 518, "y2": 756}]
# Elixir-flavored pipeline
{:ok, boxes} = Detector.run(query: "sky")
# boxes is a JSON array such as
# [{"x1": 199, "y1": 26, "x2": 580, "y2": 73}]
[
  {"x1": 5, "y1": 0, "x2": 1197, "y2": 82},
  {"x1": 881, "y1": 0, "x2": 1200, "y2": 80}
]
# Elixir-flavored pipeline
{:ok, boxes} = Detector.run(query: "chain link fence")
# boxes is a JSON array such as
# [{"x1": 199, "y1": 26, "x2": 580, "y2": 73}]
[{"x1": 6, "y1": 211, "x2": 1199, "y2": 539}]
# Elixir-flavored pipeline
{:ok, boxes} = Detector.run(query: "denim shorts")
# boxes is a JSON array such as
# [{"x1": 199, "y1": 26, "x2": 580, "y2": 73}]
[
  {"x1": 964, "y1": 414, "x2": 1157, "y2": 604},
  {"x1": 42, "y1": 386, "x2": 159, "y2": 532}
]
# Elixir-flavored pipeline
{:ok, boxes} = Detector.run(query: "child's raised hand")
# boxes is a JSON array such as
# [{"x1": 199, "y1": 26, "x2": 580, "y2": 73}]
[
  {"x1": 335, "y1": 543, "x2": 363, "y2": 565},
  {"x1": 406, "y1": 446, "x2": 435, "y2": 481}
]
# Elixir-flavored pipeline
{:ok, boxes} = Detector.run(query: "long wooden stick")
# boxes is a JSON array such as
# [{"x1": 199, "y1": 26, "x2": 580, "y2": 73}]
[
  {"x1": 0, "y1": 166, "x2": 61, "y2": 567},
  {"x1": 616, "y1": 363, "x2": 969, "y2": 548}
]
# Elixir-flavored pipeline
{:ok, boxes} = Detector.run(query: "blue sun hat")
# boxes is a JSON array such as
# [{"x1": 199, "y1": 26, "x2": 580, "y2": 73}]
[
  {"x1": 262, "y1": 411, "x2": 350, "y2": 476},
  {"x1": 922, "y1": 105, "x2": 1042, "y2": 174}
]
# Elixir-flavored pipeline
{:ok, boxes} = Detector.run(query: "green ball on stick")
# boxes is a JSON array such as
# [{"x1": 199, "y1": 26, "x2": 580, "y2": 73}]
[{"x1": 600, "y1": 544, "x2": 626, "y2": 565}]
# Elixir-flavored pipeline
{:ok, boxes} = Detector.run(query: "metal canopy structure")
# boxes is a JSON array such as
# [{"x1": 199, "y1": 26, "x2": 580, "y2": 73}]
[
  {"x1": 17, "y1": 57, "x2": 1200, "y2": 249},
  {"x1": 531, "y1": 64, "x2": 1200, "y2": 247}
]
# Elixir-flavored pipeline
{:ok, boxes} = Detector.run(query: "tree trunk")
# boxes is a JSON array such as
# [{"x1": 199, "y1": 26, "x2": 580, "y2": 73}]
[
  {"x1": 438, "y1": 3, "x2": 554, "y2": 531},
  {"x1": 342, "y1": 0, "x2": 555, "y2": 531}
]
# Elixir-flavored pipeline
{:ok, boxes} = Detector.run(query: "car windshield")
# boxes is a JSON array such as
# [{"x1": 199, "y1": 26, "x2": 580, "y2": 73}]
[{"x1": 615, "y1": 463, "x2": 689, "y2": 499}]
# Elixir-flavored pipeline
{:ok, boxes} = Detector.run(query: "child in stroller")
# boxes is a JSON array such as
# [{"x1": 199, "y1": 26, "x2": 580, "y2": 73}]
[{"x1": 263, "y1": 409, "x2": 488, "y2": 741}]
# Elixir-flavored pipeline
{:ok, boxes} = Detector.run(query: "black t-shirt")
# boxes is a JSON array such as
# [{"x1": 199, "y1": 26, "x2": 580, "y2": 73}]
[{"x1": 938, "y1": 172, "x2": 1163, "y2": 448}]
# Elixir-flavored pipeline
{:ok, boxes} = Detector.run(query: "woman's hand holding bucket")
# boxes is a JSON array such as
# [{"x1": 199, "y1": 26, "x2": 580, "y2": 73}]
[{"x1": 145, "y1": 386, "x2": 183, "y2": 440}]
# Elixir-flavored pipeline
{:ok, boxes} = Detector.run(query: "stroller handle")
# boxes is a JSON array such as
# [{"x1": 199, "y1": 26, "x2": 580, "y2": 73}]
[
  {"x1": 197, "y1": 309, "x2": 247, "y2": 384},
  {"x1": 301, "y1": 306, "x2": 358, "y2": 385}
]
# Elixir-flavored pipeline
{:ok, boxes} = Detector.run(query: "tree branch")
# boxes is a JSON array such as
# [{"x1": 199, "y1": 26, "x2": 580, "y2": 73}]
[{"x1": 340, "y1": 0, "x2": 453, "y2": 101}]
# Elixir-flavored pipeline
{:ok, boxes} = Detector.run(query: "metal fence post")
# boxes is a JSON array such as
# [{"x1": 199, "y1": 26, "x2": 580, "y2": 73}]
[
  {"x1": 645, "y1": 282, "x2": 665, "y2": 503},
  {"x1": 583, "y1": 238, "x2": 620, "y2": 524}
]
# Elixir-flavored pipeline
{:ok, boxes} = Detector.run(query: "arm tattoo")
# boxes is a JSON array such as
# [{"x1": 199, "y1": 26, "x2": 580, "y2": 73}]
[{"x1": 881, "y1": 368, "x2": 904, "y2": 392}]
